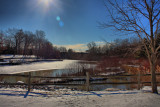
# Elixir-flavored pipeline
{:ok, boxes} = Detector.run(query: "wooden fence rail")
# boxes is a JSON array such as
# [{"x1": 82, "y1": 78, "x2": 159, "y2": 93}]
[
  {"x1": 1, "y1": 73, "x2": 160, "y2": 78},
  {"x1": 0, "y1": 72, "x2": 160, "y2": 91}
]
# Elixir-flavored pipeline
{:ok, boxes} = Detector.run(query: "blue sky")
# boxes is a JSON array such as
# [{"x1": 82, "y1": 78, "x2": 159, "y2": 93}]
[{"x1": 0, "y1": 0, "x2": 126, "y2": 51}]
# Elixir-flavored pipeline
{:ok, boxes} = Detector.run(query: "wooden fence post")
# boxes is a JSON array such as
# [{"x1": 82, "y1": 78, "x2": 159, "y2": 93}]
[
  {"x1": 28, "y1": 72, "x2": 31, "y2": 92},
  {"x1": 137, "y1": 70, "x2": 141, "y2": 90},
  {"x1": 86, "y1": 71, "x2": 90, "y2": 91}
]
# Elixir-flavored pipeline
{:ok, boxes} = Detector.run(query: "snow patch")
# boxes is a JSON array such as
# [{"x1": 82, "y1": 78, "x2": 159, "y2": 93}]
[{"x1": 0, "y1": 60, "x2": 78, "y2": 74}]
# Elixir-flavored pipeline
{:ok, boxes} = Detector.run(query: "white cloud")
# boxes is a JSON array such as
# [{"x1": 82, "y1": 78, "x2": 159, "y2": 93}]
[
  {"x1": 95, "y1": 41, "x2": 106, "y2": 45},
  {"x1": 95, "y1": 41, "x2": 104, "y2": 44},
  {"x1": 53, "y1": 44, "x2": 88, "y2": 52}
]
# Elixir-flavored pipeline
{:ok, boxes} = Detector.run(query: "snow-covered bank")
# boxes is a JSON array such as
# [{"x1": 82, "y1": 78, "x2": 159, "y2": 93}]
[
  {"x1": 0, "y1": 60, "x2": 78, "y2": 74},
  {"x1": 0, "y1": 55, "x2": 36, "y2": 59},
  {"x1": 0, "y1": 87, "x2": 160, "y2": 107}
]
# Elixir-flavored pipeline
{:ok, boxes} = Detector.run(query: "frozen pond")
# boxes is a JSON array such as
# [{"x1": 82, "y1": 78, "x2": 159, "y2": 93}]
[{"x1": 0, "y1": 60, "x2": 139, "y2": 91}]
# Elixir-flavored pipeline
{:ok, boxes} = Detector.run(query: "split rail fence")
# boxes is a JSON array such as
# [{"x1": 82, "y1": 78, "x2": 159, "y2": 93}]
[{"x1": 0, "y1": 72, "x2": 160, "y2": 91}]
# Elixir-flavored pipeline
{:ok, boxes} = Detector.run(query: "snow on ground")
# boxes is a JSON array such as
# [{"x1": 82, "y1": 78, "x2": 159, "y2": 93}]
[
  {"x1": 0, "y1": 87, "x2": 160, "y2": 107},
  {"x1": 0, "y1": 60, "x2": 78, "y2": 74},
  {"x1": 0, "y1": 55, "x2": 36, "y2": 59}
]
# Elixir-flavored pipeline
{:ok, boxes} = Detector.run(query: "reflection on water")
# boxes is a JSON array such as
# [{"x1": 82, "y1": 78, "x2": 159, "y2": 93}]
[
  {"x1": 0, "y1": 69, "x2": 68, "y2": 83},
  {"x1": 0, "y1": 69, "x2": 137, "y2": 91}
]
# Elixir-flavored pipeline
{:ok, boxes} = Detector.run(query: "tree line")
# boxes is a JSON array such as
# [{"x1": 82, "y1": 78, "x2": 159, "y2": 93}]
[
  {"x1": 0, "y1": 28, "x2": 62, "y2": 59},
  {"x1": 86, "y1": 37, "x2": 141, "y2": 60},
  {"x1": 86, "y1": 35, "x2": 160, "y2": 61},
  {"x1": 0, "y1": 28, "x2": 89, "y2": 59}
]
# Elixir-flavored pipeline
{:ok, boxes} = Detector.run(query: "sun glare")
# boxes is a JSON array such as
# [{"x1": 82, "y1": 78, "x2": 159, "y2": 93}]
[
  {"x1": 39, "y1": 0, "x2": 53, "y2": 6},
  {"x1": 36, "y1": 0, "x2": 61, "y2": 13}
]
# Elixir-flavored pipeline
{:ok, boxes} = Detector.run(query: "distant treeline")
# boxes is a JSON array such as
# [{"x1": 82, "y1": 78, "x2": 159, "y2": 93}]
[
  {"x1": 1, "y1": 28, "x2": 159, "y2": 60},
  {"x1": 0, "y1": 28, "x2": 58, "y2": 58},
  {"x1": 0, "y1": 28, "x2": 84, "y2": 59},
  {"x1": 86, "y1": 35, "x2": 160, "y2": 60}
]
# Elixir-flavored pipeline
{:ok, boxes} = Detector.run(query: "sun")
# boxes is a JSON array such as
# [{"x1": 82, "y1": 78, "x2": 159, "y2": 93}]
[
  {"x1": 39, "y1": 0, "x2": 53, "y2": 6},
  {"x1": 37, "y1": 0, "x2": 56, "y2": 13},
  {"x1": 37, "y1": 0, "x2": 61, "y2": 13},
  {"x1": 29, "y1": 0, "x2": 62, "y2": 14}
]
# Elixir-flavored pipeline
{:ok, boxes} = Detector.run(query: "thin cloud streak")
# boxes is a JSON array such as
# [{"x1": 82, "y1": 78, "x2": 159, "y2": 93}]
[
  {"x1": 54, "y1": 41, "x2": 106, "y2": 52},
  {"x1": 54, "y1": 44, "x2": 87, "y2": 52}
]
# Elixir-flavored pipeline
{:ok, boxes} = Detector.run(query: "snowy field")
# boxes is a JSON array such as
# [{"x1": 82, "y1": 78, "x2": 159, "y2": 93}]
[
  {"x1": 0, "y1": 60, "x2": 78, "y2": 74},
  {"x1": 0, "y1": 86, "x2": 160, "y2": 107}
]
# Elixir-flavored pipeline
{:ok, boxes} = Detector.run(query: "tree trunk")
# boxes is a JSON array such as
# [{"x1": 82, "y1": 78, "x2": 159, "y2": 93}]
[{"x1": 150, "y1": 54, "x2": 158, "y2": 93}]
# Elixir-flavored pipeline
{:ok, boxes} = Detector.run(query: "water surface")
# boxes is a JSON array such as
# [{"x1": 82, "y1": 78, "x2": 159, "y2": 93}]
[{"x1": 0, "y1": 69, "x2": 137, "y2": 91}]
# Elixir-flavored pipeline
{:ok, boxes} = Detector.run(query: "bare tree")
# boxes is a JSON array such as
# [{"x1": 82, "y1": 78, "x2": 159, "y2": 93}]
[
  {"x1": 58, "y1": 47, "x2": 67, "y2": 52},
  {"x1": 7, "y1": 28, "x2": 24, "y2": 55},
  {"x1": 35, "y1": 30, "x2": 45, "y2": 58},
  {"x1": 87, "y1": 42, "x2": 98, "y2": 55},
  {"x1": 6, "y1": 28, "x2": 18, "y2": 55},
  {"x1": 14, "y1": 29, "x2": 24, "y2": 54},
  {"x1": 101, "y1": 0, "x2": 160, "y2": 93},
  {"x1": 3, "y1": 34, "x2": 15, "y2": 54},
  {"x1": 0, "y1": 31, "x2": 4, "y2": 54},
  {"x1": 23, "y1": 32, "x2": 35, "y2": 55}
]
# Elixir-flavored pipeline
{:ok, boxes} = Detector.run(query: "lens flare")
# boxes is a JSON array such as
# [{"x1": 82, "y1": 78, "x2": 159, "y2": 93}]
[
  {"x1": 59, "y1": 21, "x2": 64, "y2": 27},
  {"x1": 56, "y1": 16, "x2": 61, "y2": 21}
]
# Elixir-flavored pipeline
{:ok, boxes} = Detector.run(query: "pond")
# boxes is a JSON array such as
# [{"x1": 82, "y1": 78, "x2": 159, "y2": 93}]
[{"x1": 0, "y1": 69, "x2": 138, "y2": 91}]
